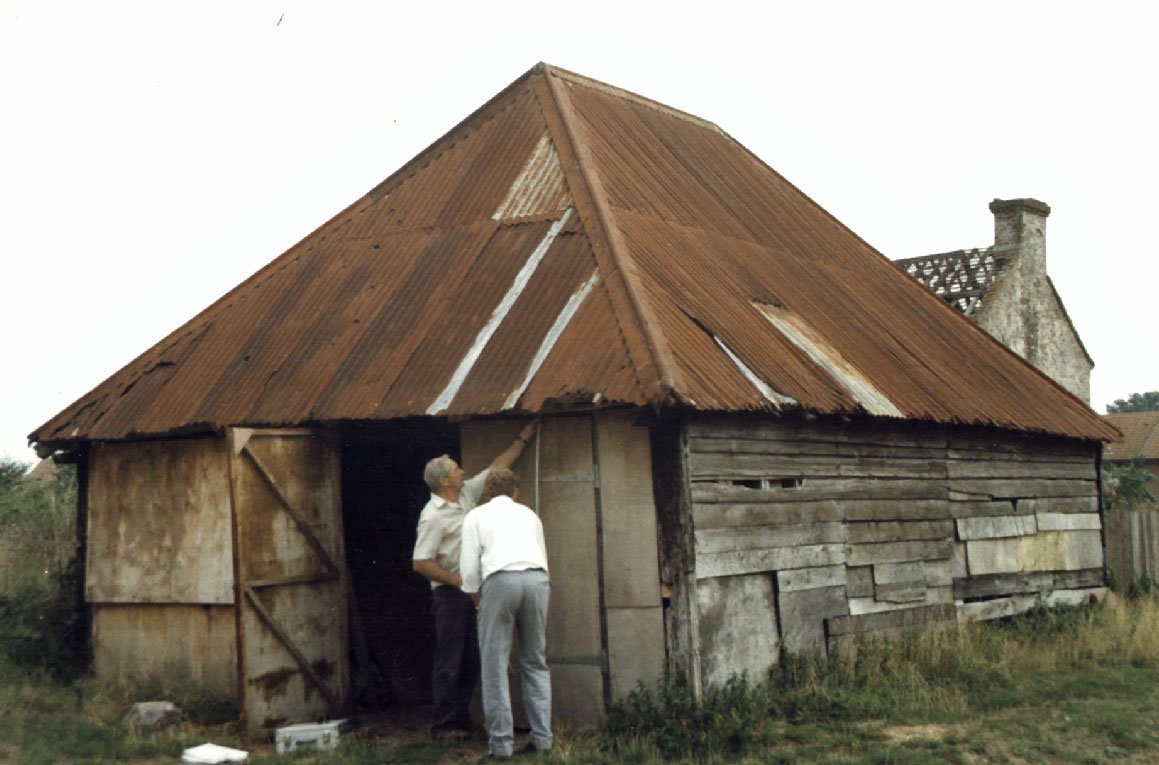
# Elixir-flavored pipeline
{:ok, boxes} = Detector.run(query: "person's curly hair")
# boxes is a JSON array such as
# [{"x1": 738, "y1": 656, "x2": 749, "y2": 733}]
[{"x1": 480, "y1": 467, "x2": 519, "y2": 504}]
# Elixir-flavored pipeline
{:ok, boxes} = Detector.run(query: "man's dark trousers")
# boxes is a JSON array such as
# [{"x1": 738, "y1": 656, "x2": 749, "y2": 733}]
[{"x1": 430, "y1": 585, "x2": 479, "y2": 734}]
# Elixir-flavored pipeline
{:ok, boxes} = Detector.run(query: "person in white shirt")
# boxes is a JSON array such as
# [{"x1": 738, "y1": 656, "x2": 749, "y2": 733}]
[
  {"x1": 412, "y1": 421, "x2": 538, "y2": 741},
  {"x1": 460, "y1": 468, "x2": 552, "y2": 760}
]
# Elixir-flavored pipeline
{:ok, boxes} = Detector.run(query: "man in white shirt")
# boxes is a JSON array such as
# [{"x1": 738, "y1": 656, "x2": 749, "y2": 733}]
[
  {"x1": 412, "y1": 421, "x2": 538, "y2": 741},
  {"x1": 460, "y1": 468, "x2": 552, "y2": 760}
]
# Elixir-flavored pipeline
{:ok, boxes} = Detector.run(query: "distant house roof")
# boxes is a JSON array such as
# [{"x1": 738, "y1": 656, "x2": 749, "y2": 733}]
[
  {"x1": 30, "y1": 63, "x2": 1117, "y2": 451},
  {"x1": 1103, "y1": 412, "x2": 1159, "y2": 461},
  {"x1": 894, "y1": 249, "x2": 1005, "y2": 317}
]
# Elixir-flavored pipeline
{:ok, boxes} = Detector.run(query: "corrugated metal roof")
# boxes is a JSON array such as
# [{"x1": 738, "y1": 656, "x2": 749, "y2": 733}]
[{"x1": 30, "y1": 63, "x2": 1118, "y2": 450}]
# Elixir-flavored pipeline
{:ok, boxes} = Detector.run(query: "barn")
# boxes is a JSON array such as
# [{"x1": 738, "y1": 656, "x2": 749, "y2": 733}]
[{"x1": 30, "y1": 63, "x2": 1117, "y2": 733}]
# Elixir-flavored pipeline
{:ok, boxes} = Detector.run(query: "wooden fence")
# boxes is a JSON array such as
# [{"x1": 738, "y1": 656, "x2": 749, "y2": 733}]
[{"x1": 1104, "y1": 507, "x2": 1159, "y2": 588}]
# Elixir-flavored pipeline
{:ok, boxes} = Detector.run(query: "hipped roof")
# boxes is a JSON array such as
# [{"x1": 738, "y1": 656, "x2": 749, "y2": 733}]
[
  {"x1": 1103, "y1": 412, "x2": 1159, "y2": 462},
  {"x1": 31, "y1": 64, "x2": 1117, "y2": 451}
]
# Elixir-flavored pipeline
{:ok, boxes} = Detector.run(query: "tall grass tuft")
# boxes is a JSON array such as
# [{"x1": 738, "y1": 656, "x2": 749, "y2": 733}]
[{"x1": 605, "y1": 593, "x2": 1159, "y2": 760}]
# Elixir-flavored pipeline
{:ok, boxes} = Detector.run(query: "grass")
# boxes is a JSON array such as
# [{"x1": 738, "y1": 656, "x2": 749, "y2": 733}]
[{"x1": 3, "y1": 593, "x2": 1159, "y2": 763}]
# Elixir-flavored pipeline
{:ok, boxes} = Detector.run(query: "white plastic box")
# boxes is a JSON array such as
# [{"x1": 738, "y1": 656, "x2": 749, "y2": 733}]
[{"x1": 275, "y1": 720, "x2": 347, "y2": 754}]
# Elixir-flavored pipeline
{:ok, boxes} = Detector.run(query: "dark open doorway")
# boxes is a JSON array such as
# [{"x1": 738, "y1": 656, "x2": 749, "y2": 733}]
[{"x1": 341, "y1": 418, "x2": 460, "y2": 711}]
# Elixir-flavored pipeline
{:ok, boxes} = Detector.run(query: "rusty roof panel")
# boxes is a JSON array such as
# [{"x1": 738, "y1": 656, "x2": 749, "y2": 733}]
[
  {"x1": 31, "y1": 64, "x2": 1116, "y2": 450},
  {"x1": 553, "y1": 72, "x2": 1114, "y2": 440},
  {"x1": 445, "y1": 229, "x2": 600, "y2": 414},
  {"x1": 375, "y1": 220, "x2": 559, "y2": 417}
]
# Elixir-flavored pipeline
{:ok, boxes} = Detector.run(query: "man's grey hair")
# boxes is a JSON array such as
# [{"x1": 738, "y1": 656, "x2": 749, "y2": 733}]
[{"x1": 423, "y1": 454, "x2": 453, "y2": 493}]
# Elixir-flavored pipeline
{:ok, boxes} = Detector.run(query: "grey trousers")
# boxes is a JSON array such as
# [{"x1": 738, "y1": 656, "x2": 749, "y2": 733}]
[{"x1": 477, "y1": 569, "x2": 552, "y2": 757}]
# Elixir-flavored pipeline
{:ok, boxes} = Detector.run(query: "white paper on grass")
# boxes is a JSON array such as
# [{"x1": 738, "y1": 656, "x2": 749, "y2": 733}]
[{"x1": 180, "y1": 742, "x2": 249, "y2": 764}]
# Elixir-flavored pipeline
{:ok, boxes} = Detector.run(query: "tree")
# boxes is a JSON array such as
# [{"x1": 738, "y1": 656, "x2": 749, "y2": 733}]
[
  {"x1": 1104, "y1": 456, "x2": 1157, "y2": 511},
  {"x1": 1106, "y1": 391, "x2": 1159, "y2": 414}
]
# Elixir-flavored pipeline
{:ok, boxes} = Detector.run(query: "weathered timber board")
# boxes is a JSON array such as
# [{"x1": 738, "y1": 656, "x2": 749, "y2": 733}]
[
  {"x1": 946, "y1": 435, "x2": 1093, "y2": 459},
  {"x1": 1044, "y1": 588, "x2": 1106, "y2": 607},
  {"x1": 948, "y1": 478, "x2": 1095, "y2": 499},
  {"x1": 958, "y1": 595, "x2": 1040, "y2": 623},
  {"x1": 949, "y1": 500, "x2": 1027, "y2": 519},
  {"x1": 965, "y1": 531, "x2": 1103, "y2": 576},
  {"x1": 686, "y1": 418, "x2": 948, "y2": 449},
  {"x1": 848, "y1": 587, "x2": 953, "y2": 616},
  {"x1": 873, "y1": 560, "x2": 952, "y2": 586},
  {"x1": 691, "y1": 480, "x2": 948, "y2": 504},
  {"x1": 956, "y1": 515, "x2": 1037, "y2": 540},
  {"x1": 874, "y1": 583, "x2": 927, "y2": 603},
  {"x1": 952, "y1": 567, "x2": 1105, "y2": 600},
  {"x1": 946, "y1": 460, "x2": 1096, "y2": 481},
  {"x1": 1018, "y1": 497, "x2": 1099, "y2": 514},
  {"x1": 691, "y1": 502, "x2": 845, "y2": 530},
  {"x1": 692, "y1": 499, "x2": 951, "y2": 528},
  {"x1": 695, "y1": 522, "x2": 845, "y2": 554},
  {"x1": 828, "y1": 603, "x2": 957, "y2": 637},
  {"x1": 696, "y1": 544, "x2": 845, "y2": 579},
  {"x1": 689, "y1": 452, "x2": 947, "y2": 480},
  {"x1": 846, "y1": 566, "x2": 874, "y2": 598},
  {"x1": 1036, "y1": 512, "x2": 1101, "y2": 531},
  {"x1": 846, "y1": 520, "x2": 953, "y2": 544},
  {"x1": 777, "y1": 564, "x2": 847, "y2": 593},
  {"x1": 696, "y1": 574, "x2": 779, "y2": 690},
  {"x1": 688, "y1": 436, "x2": 945, "y2": 460},
  {"x1": 846, "y1": 539, "x2": 954, "y2": 567},
  {"x1": 778, "y1": 585, "x2": 849, "y2": 653}
]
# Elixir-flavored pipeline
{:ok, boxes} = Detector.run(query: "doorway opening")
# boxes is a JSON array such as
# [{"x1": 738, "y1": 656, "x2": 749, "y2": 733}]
[{"x1": 341, "y1": 418, "x2": 460, "y2": 712}]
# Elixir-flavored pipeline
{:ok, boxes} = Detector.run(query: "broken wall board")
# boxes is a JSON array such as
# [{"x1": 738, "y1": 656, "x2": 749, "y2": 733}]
[
  {"x1": 828, "y1": 603, "x2": 957, "y2": 638},
  {"x1": 848, "y1": 587, "x2": 953, "y2": 616},
  {"x1": 952, "y1": 568, "x2": 1104, "y2": 600},
  {"x1": 957, "y1": 594, "x2": 1040, "y2": 623}
]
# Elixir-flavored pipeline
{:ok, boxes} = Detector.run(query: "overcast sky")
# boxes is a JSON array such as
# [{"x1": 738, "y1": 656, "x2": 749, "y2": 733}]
[{"x1": 2, "y1": 1, "x2": 1156, "y2": 464}]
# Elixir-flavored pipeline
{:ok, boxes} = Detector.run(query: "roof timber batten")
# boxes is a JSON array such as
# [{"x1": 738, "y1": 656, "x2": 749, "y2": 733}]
[{"x1": 541, "y1": 65, "x2": 686, "y2": 407}]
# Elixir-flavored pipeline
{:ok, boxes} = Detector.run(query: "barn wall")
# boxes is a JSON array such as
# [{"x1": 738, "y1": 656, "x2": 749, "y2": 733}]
[
  {"x1": 681, "y1": 415, "x2": 1103, "y2": 688},
  {"x1": 461, "y1": 410, "x2": 663, "y2": 724},
  {"x1": 92, "y1": 604, "x2": 238, "y2": 696},
  {"x1": 86, "y1": 438, "x2": 238, "y2": 693},
  {"x1": 87, "y1": 438, "x2": 234, "y2": 603}
]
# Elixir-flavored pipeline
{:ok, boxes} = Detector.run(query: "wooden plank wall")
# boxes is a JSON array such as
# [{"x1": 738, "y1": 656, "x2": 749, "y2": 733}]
[
  {"x1": 1104, "y1": 507, "x2": 1159, "y2": 588},
  {"x1": 681, "y1": 416, "x2": 1103, "y2": 683}
]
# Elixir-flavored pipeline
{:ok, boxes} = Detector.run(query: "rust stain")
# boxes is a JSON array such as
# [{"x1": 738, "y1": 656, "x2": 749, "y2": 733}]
[{"x1": 251, "y1": 667, "x2": 296, "y2": 700}]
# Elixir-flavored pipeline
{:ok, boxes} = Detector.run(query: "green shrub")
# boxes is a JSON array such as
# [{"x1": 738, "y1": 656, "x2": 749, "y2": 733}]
[{"x1": 606, "y1": 673, "x2": 767, "y2": 760}]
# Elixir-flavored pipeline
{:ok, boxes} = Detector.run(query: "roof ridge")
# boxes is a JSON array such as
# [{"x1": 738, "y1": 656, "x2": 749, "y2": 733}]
[
  {"x1": 895, "y1": 246, "x2": 995, "y2": 265},
  {"x1": 537, "y1": 67, "x2": 687, "y2": 406},
  {"x1": 541, "y1": 63, "x2": 723, "y2": 134}
]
